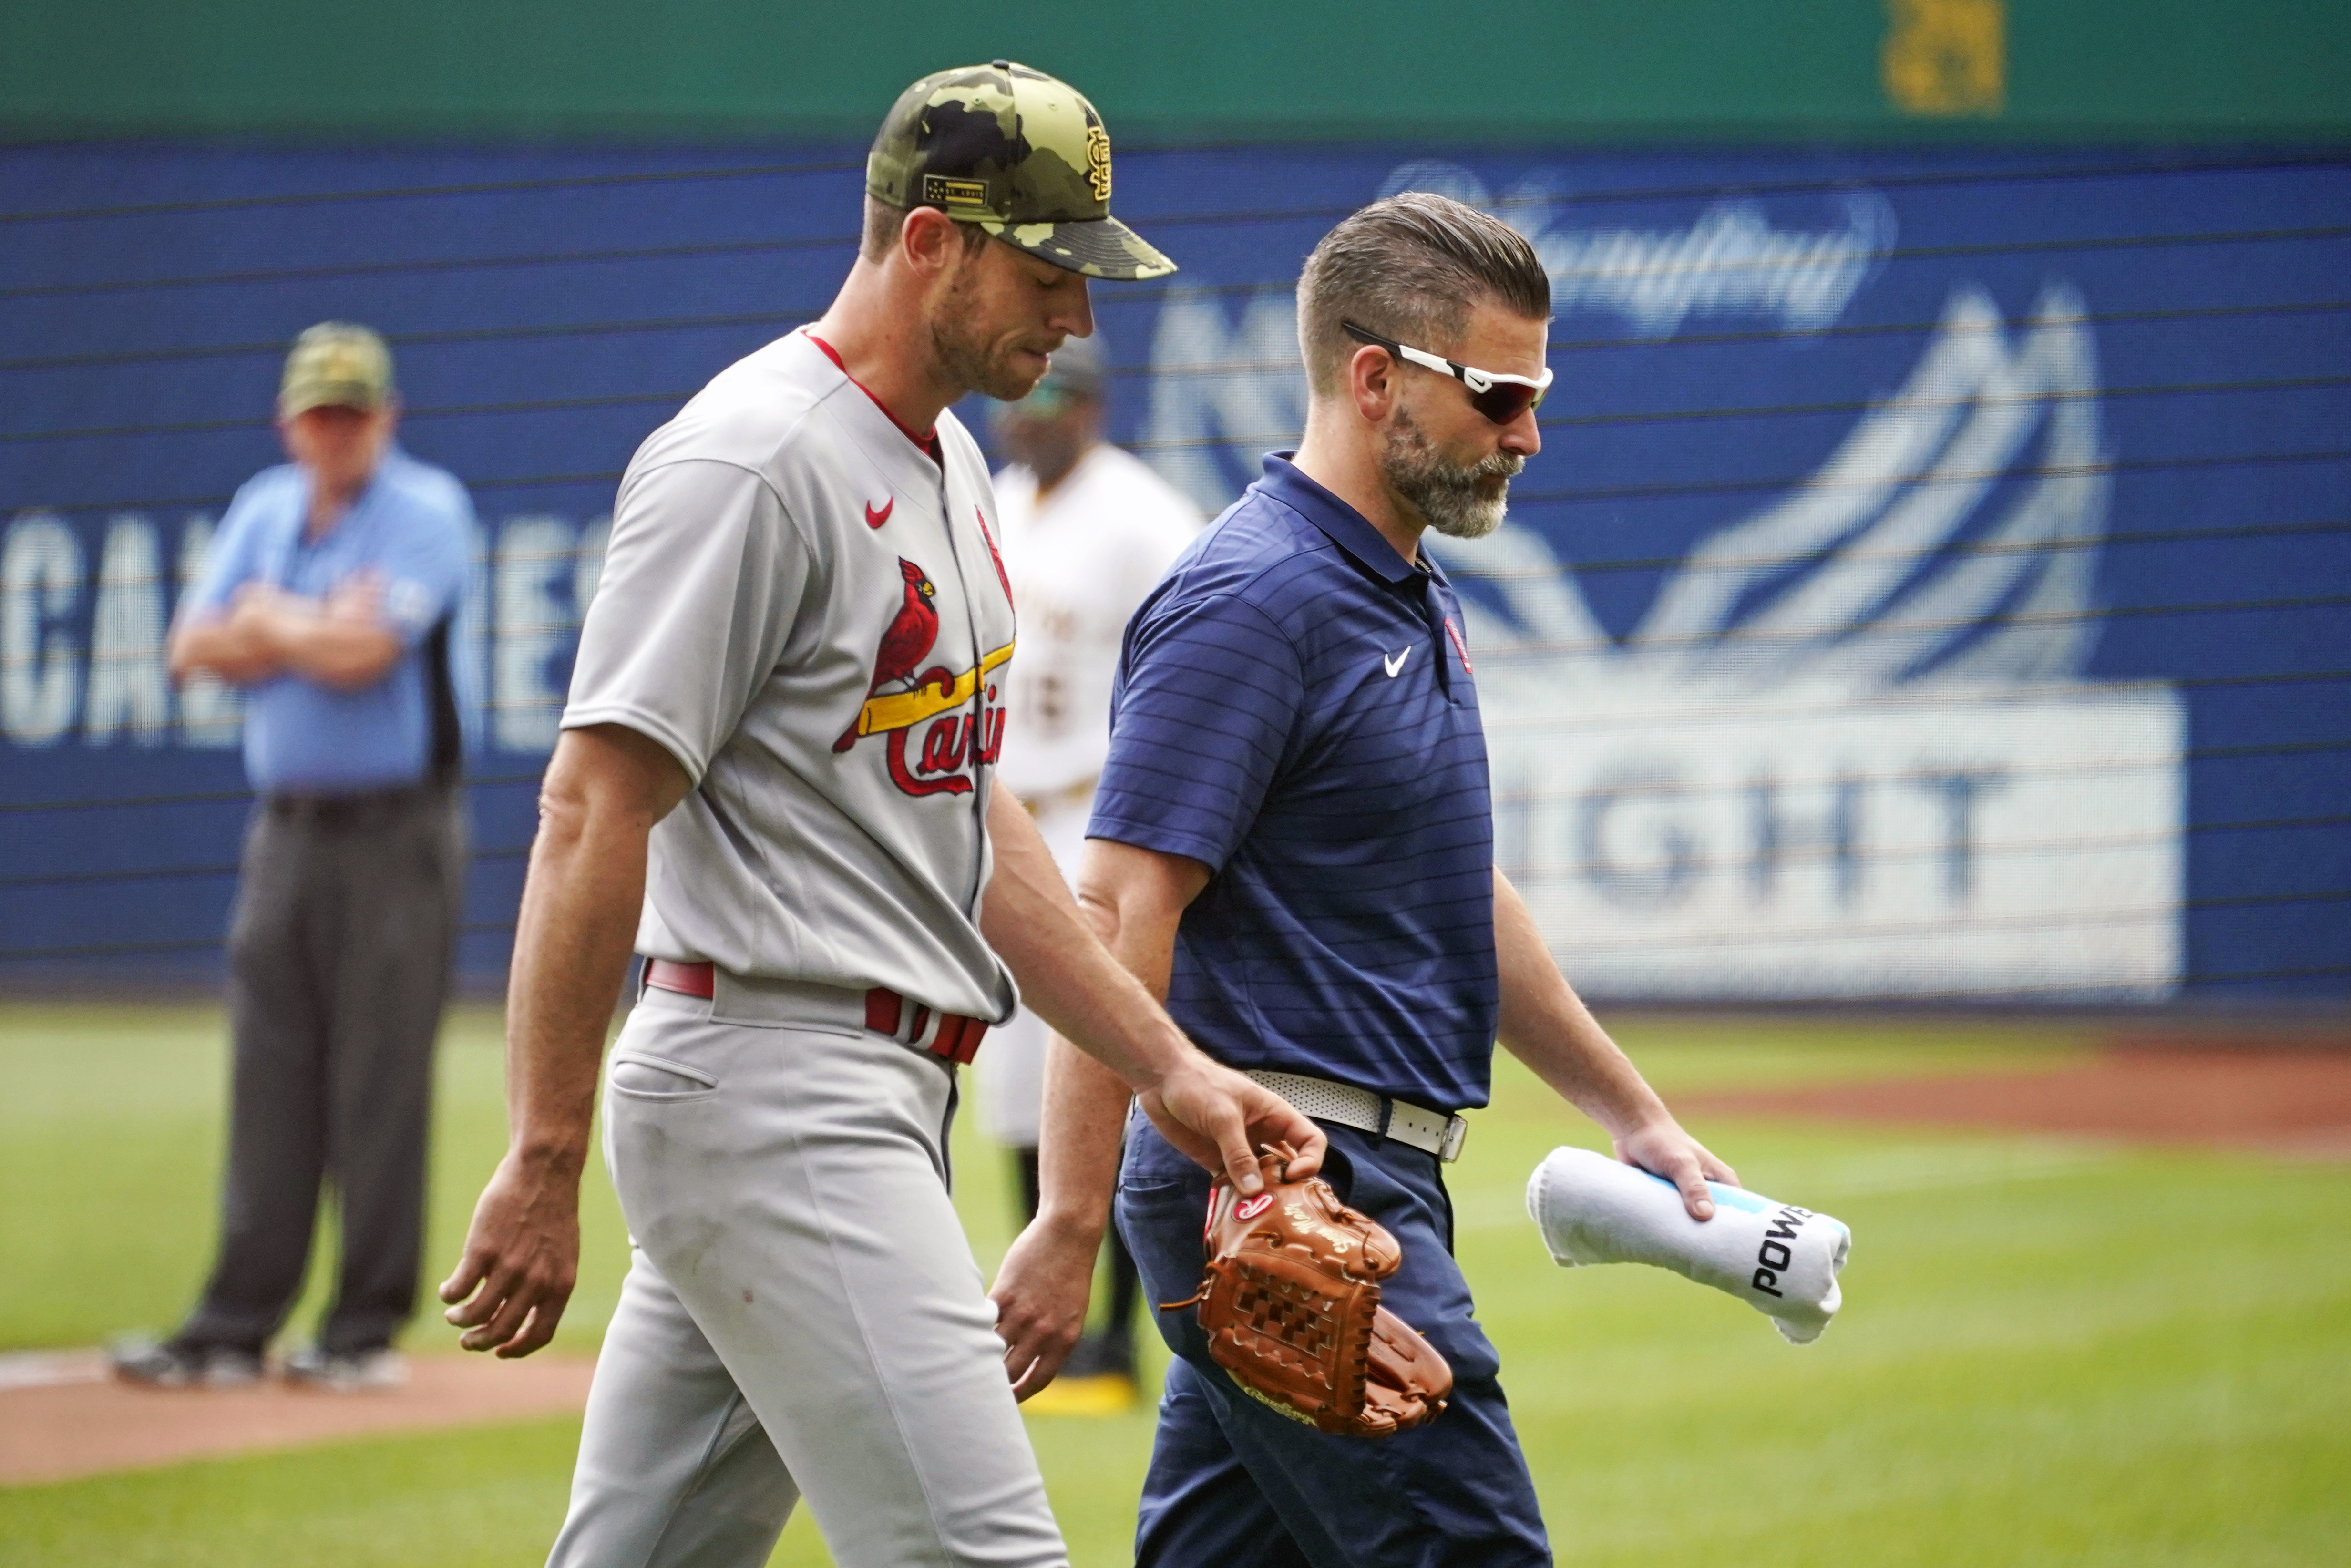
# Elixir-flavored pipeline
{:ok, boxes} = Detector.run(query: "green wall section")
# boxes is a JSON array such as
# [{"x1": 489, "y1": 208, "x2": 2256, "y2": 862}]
[{"x1": 1, "y1": 1, "x2": 2345, "y2": 142}]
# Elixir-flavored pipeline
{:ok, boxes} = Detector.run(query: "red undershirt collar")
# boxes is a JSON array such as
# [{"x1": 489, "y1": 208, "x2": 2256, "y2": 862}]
[{"x1": 803, "y1": 331, "x2": 942, "y2": 465}]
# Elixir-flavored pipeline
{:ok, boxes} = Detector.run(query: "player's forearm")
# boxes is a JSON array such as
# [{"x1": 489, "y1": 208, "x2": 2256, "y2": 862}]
[
  {"x1": 1492, "y1": 868, "x2": 1674, "y2": 1137},
  {"x1": 503, "y1": 730, "x2": 683, "y2": 1175},
  {"x1": 981, "y1": 790, "x2": 1193, "y2": 1088},
  {"x1": 503, "y1": 801, "x2": 646, "y2": 1177}
]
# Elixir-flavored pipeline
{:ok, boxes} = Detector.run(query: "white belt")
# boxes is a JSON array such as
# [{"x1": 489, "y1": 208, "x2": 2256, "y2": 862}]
[{"x1": 1243, "y1": 1070, "x2": 1468, "y2": 1164}]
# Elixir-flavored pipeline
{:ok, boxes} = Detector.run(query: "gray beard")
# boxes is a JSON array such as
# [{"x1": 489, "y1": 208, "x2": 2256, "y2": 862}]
[{"x1": 1380, "y1": 407, "x2": 1522, "y2": 540}]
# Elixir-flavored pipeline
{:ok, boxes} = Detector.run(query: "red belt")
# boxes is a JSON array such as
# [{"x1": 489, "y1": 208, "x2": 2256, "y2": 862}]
[{"x1": 642, "y1": 959, "x2": 987, "y2": 1066}]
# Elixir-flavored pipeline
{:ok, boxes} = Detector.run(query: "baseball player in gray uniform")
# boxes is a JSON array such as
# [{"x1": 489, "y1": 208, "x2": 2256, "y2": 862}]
[{"x1": 437, "y1": 62, "x2": 1324, "y2": 1568}]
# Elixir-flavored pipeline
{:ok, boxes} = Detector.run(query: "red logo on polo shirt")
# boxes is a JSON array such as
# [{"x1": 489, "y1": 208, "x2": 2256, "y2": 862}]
[
  {"x1": 1444, "y1": 616, "x2": 1474, "y2": 673},
  {"x1": 864, "y1": 497, "x2": 893, "y2": 530}
]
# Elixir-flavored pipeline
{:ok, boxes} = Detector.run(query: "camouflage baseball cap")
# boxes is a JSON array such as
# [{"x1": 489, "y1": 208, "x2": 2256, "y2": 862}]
[
  {"x1": 279, "y1": 322, "x2": 393, "y2": 415},
  {"x1": 867, "y1": 60, "x2": 1175, "y2": 282}
]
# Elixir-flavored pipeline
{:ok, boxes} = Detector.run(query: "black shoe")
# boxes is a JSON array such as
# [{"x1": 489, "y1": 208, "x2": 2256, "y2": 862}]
[
  {"x1": 282, "y1": 1344, "x2": 408, "y2": 1393},
  {"x1": 1059, "y1": 1332, "x2": 1137, "y2": 1381},
  {"x1": 108, "y1": 1334, "x2": 263, "y2": 1389}
]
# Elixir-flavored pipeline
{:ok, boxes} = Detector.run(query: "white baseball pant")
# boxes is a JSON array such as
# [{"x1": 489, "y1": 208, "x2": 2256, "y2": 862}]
[{"x1": 546, "y1": 985, "x2": 1067, "y2": 1568}]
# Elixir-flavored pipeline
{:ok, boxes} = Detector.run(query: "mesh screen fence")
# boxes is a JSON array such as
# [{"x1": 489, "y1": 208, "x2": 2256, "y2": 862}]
[{"x1": 2, "y1": 143, "x2": 2345, "y2": 1000}]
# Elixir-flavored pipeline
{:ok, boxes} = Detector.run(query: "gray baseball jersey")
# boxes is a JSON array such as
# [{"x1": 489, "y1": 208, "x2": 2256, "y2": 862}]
[{"x1": 564, "y1": 329, "x2": 1021, "y2": 1023}]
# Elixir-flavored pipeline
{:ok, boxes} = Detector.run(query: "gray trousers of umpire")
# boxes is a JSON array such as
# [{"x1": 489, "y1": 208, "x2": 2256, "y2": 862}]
[
  {"x1": 176, "y1": 785, "x2": 464, "y2": 1356},
  {"x1": 548, "y1": 984, "x2": 1066, "y2": 1568}
]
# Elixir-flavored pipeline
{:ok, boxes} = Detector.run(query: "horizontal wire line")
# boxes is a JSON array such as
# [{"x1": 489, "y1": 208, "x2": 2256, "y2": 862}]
[
  {"x1": 0, "y1": 919, "x2": 520, "y2": 961},
  {"x1": 1509, "y1": 820, "x2": 2347, "y2": 875},
  {"x1": 0, "y1": 234, "x2": 861, "y2": 304},
  {"x1": 0, "y1": 738, "x2": 2337, "y2": 822},
  {"x1": 1490, "y1": 756, "x2": 2343, "y2": 805},
  {"x1": 1474, "y1": 516, "x2": 2351, "y2": 581},
  {"x1": 6, "y1": 199, "x2": 2346, "y2": 301},
  {"x1": 2, "y1": 821, "x2": 2337, "y2": 893},
  {"x1": 1118, "y1": 373, "x2": 2351, "y2": 457},
  {"x1": 0, "y1": 308, "x2": 816, "y2": 376},
  {"x1": 1129, "y1": 297, "x2": 2351, "y2": 373},
  {"x1": 0, "y1": 841, "x2": 534, "y2": 892},
  {"x1": 1476, "y1": 591, "x2": 2351, "y2": 661},
  {"x1": 1478, "y1": 671, "x2": 2342, "y2": 732},
  {"x1": 1602, "y1": 960, "x2": 2351, "y2": 1003},
  {"x1": 0, "y1": 770, "x2": 549, "y2": 815},
  {"x1": 10, "y1": 146, "x2": 2344, "y2": 230},
  {"x1": 12, "y1": 519, "x2": 2344, "y2": 600},
  {"x1": 0, "y1": 158, "x2": 867, "y2": 226},
  {"x1": 10, "y1": 230, "x2": 2351, "y2": 378},
  {"x1": 33, "y1": 442, "x2": 2351, "y2": 519},
  {"x1": 1537, "y1": 902, "x2": 2182, "y2": 956},
  {"x1": 20, "y1": 366, "x2": 2351, "y2": 451},
  {"x1": 1509, "y1": 444, "x2": 2351, "y2": 508}
]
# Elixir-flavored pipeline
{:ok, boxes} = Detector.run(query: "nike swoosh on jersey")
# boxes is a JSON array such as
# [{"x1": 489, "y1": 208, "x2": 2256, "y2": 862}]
[
  {"x1": 1383, "y1": 647, "x2": 1412, "y2": 678},
  {"x1": 865, "y1": 498, "x2": 893, "y2": 529}
]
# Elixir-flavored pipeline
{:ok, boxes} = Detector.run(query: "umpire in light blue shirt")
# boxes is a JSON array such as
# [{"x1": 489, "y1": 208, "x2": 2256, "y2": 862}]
[
  {"x1": 988, "y1": 196, "x2": 1740, "y2": 1567},
  {"x1": 111, "y1": 323, "x2": 473, "y2": 1393}
]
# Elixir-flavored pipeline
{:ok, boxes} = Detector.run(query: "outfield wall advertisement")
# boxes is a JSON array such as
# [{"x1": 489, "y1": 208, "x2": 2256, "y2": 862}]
[{"x1": 1, "y1": 144, "x2": 2342, "y2": 999}]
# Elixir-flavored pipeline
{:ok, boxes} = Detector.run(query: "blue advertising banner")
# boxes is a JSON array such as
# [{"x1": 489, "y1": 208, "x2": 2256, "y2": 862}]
[{"x1": 2, "y1": 144, "x2": 2345, "y2": 999}]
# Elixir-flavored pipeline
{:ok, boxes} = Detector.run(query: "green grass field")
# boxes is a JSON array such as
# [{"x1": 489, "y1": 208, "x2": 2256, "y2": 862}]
[{"x1": 3, "y1": 1002, "x2": 2347, "y2": 1566}]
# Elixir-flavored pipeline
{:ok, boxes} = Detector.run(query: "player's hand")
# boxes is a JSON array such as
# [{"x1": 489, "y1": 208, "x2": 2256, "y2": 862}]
[
  {"x1": 1613, "y1": 1115, "x2": 1738, "y2": 1221},
  {"x1": 437, "y1": 1148, "x2": 583, "y2": 1357},
  {"x1": 989, "y1": 1214, "x2": 1099, "y2": 1400},
  {"x1": 1138, "y1": 1055, "x2": 1325, "y2": 1194}
]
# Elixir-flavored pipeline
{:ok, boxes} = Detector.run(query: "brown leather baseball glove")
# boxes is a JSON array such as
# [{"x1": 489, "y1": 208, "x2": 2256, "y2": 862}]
[{"x1": 1164, "y1": 1142, "x2": 1451, "y2": 1437}]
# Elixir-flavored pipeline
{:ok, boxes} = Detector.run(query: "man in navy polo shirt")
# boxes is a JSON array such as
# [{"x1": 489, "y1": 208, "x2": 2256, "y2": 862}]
[
  {"x1": 111, "y1": 322, "x2": 473, "y2": 1394},
  {"x1": 991, "y1": 195, "x2": 1739, "y2": 1565}
]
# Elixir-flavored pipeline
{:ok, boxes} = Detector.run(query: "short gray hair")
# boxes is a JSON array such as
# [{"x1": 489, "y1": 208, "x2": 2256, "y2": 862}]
[{"x1": 1296, "y1": 192, "x2": 1550, "y2": 396}]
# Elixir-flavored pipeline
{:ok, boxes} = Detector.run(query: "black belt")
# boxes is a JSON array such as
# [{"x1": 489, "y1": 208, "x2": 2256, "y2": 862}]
[{"x1": 264, "y1": 782, "x2": 448, "y2": 830}]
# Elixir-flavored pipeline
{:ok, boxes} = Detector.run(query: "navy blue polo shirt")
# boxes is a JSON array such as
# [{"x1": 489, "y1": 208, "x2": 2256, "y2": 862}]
[{"x1": 1089, "y1": 454, "x2": 1498, "y2": 1112}]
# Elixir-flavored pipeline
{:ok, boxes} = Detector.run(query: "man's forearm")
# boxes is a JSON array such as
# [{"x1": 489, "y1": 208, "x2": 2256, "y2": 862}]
[
  {"x1": 1492, "y1": 868, "x2": 1672, "y2": 1138},
  {"x1": 503, "y1": 781, "x2": 656, "y2": 1174},
  {"x1": 257, "y1": 609, "x2": 403, "y2": 689},
  {"x1": 168, "y1": 618, "x2": 277, "y2": 686}
]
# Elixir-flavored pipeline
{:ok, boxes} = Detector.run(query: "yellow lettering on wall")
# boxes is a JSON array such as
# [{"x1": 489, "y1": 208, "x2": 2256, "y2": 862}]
[{"x1": 1883, "y1": 0, "x2": 2005, "y2": 117}]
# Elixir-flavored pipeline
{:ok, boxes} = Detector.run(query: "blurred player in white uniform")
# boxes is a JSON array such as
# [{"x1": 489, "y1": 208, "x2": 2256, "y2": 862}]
[{"x1": 984, "y1": 333, "x2": 1201, "y2": 1408}]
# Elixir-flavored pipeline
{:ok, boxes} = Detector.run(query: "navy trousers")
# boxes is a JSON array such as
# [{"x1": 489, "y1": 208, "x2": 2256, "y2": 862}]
[{"x1": 1116, "y1": 1112, "x2": 1552, "y2": 1568}]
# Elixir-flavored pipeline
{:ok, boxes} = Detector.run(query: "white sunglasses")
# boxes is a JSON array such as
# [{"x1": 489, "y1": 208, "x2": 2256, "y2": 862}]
[{"x1": 1341, "y1": 320, "x2": 1554, "y2": 424}]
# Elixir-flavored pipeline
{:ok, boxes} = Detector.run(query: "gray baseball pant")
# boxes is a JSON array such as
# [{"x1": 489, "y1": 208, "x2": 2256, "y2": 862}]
[{"x1": 547, "y1": 984, "x2": 1067, "y2": 1568}]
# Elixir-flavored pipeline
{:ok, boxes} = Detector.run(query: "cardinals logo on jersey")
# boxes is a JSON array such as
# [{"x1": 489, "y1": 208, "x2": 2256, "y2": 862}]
[{"x1": 833, "y1": 556, "x2": 1014, "y2": 797}]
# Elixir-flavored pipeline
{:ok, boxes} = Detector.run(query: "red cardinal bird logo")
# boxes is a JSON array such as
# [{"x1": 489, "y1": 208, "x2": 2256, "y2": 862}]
[{"x1": 834, "y1": 558, "x2": 945, "y2": 753}]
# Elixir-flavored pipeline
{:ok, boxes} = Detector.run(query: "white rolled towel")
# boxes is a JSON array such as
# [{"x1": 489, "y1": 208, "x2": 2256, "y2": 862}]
[{"x1": 1525, "y1": 1146, "x2": 1851, "y2": 1344}]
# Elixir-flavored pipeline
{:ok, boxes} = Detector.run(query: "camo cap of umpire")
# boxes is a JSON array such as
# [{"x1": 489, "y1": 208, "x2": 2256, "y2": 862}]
[
  {"x1": 866, "y1": 60, "x2": 1176, "y2": 282},
  {"x1": 278, "y1": 321, "x2": 395, "y2": 416}
]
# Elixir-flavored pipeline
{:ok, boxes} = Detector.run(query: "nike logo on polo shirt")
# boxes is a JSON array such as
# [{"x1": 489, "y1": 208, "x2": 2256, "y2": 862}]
[
  {"x1": 865, "y1": 498, "x2": 893, "y2": 529},
  {"x1": 1383, "y1": 647, "x2": 1411, "y2": 678}
]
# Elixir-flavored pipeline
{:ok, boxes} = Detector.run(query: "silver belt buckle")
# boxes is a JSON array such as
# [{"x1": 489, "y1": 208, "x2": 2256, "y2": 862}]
[{"x1": 1437, "y1": 1115, "x2": 1468, "y2": 1164}]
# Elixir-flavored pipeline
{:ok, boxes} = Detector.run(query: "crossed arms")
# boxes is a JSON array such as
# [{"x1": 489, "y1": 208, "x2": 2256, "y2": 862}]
[{"x1": 169, "y1": 574, "x2": 404, "y2": 691}]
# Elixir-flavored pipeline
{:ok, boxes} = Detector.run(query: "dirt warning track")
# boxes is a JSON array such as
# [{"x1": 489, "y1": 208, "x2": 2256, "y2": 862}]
[
  {"x1": 1683, "y1": 1044, "x2": 2351, "y2": 1159},
  {"x1": 0, "y1": 1351, "x2": 595, "y2": 1486}
]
